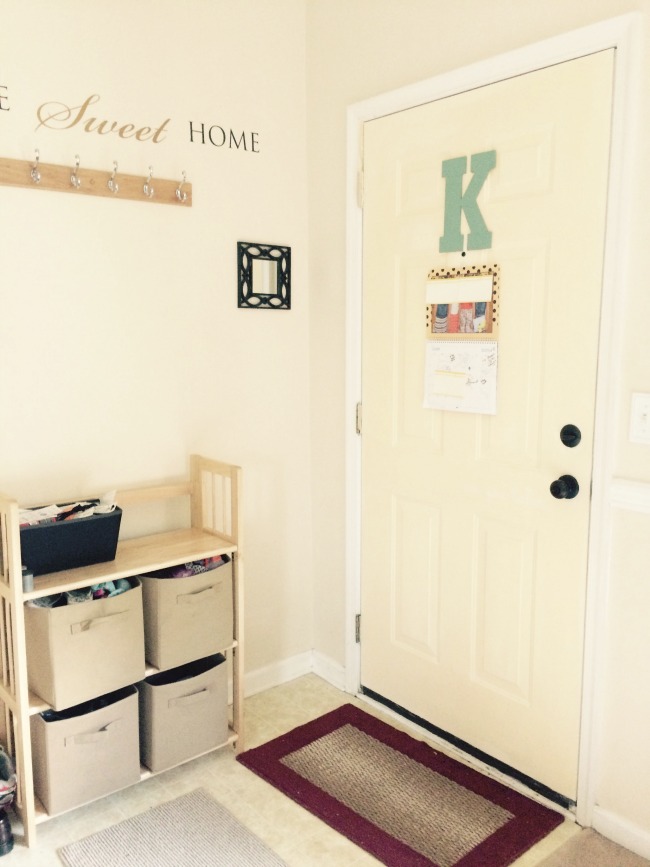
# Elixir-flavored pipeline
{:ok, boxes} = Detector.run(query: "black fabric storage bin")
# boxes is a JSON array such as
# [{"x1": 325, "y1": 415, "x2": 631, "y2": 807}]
[{"x1": 20, "y1": 506, "x2": 122, "y2": 576}]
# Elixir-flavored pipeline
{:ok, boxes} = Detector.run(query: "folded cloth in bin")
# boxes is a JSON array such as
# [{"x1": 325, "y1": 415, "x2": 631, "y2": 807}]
[
  {"x1": 143, "y1": 555, "x2": 229, "y2": 579},
  {"x1": 19, "y1": 500, "x2": 110, "y2": 526},
  {"x1": 27, "y1": 578, "x2": 133, "y2": 609}
]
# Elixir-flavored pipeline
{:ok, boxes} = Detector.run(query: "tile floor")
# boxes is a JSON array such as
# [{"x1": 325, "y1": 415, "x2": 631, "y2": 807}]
[{"x1": 7, "y1": 674, "x2": 584, "y2": 865}]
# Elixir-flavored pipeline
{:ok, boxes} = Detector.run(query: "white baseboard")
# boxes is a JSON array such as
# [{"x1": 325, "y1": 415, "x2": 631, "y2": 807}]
[
  {"x1": 243, "y1": 650, "x2": 347, "y2": 697},
  {"x1": 592, "y1": 806, "x2": 650, "y2": 859},
  {"x1": 311, "y1": 650, "x2": 347, "y2": 690},
  {"x1": 243, "y1": 651, "x2": 313, "y2": 697}
]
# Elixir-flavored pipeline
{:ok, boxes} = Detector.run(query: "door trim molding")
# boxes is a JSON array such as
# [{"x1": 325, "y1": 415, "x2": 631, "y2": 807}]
[{"x1": 345, "y1": 14, "x2": 641, "y2": 826}]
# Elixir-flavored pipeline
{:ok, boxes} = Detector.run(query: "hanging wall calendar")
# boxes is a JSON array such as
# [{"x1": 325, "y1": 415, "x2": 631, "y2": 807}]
[{"x1": 423, "y1": 264, "x2": 499, "y2": 414}]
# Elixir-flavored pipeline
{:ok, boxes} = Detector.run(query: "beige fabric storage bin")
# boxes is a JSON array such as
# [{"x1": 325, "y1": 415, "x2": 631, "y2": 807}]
[
  {"x1": 31, "y1": 686, "x2": 140, "y2": 815},
  {"x1": 138, "y1": 654, "x2": 228, "y2": 772},
  {"x1": 25, "y1": 580, "x2": 145, "y2": 711},
  {"x1": 140, "y1": 561, "x2": 233, "y2": 670}
]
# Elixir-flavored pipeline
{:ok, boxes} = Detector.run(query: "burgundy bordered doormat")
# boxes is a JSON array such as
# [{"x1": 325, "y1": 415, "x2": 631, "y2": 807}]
[{"x1": 237, "y1": 704, "x2": 564, "y2": 867}]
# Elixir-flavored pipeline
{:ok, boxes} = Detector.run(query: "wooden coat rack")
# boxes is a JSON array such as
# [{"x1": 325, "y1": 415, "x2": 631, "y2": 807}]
[{"x1": 0, "y1": 152, "x2": 192, "y2": 206}]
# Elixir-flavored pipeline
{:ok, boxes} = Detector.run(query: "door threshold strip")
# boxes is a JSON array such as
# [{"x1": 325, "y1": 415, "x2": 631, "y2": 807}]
[{"x1": 360, "y1": 686, "x2": 574, "y2": 811}]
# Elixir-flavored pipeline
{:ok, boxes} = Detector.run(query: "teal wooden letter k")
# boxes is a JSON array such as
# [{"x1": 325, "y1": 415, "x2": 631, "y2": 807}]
[{"x1": 439, "y1": 150, "x2": 496, "y2": 252}]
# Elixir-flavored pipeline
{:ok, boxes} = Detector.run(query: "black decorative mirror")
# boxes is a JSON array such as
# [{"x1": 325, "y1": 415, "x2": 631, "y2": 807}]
[{"x1": 237, "y1": 241, "x2": 291, "y2": 310}]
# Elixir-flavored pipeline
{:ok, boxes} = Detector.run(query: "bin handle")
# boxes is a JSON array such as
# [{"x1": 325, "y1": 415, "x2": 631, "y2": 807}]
[
  {"x1": 168, "y1": 688, "x2": 209, "y2": 709},
  {"x1": 65, "y1": 719, "x2": 121, "y2": 746},
  {"x1": 70, "y1": 610, "x2": 129, "y2": 634},
  {"x1": 176, "y1": 585, "x2": 220, "y2": 606}
]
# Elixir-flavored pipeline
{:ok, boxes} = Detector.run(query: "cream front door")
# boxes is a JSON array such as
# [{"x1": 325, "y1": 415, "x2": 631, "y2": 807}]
[{"x1": 360, "y1": 51, "x2": 614, "y2": 803}]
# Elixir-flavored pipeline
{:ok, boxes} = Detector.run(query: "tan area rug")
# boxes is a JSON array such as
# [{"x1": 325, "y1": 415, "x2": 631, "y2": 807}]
[
  {"x1": 58, "y1": 788, "x2": 286, "y2": 867},
  {"x1": 238, "y1": 703, "x2": 564, "y2": 867},
  {"x1": 540, "y1": 828, "x2": 650, "y2": 867}
]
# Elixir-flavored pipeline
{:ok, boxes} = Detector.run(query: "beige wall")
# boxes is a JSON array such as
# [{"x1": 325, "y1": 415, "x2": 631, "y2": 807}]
[
  {"x1": 306, "y1": 0, "x2": 650, "y2": 851},
  {"x1": 0, "y1": 0, "x2": 311, "y2": 674}
]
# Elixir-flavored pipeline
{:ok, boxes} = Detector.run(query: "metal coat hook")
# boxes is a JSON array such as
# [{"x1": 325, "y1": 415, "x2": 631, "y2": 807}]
[
  {"x1": 70, "y1": 155, "x2": 81, "y2": 189},
  {"x1": 108, "y1": 161, "x2": 119, "y2": 194},
  {"x1": 2, "y1": 154, "x2": 193, "y2": 206},
  {"x1": 30, "y1": 149, "x2": 41, "y2": 184},
  {"x1": 143, "y1": 166, "x2": 154, "y2": 199},
  {"x1": 175, "y1": 171, "x2": 188, "y2": 203}
]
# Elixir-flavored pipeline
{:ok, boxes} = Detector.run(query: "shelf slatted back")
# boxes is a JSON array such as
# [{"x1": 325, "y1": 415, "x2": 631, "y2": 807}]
[
  {"x1": 190, "y1": 455, "x2": 242, "y2": 547},
  {"x1": 115, "y1": 456, "x2": 242, "y2": 550}
]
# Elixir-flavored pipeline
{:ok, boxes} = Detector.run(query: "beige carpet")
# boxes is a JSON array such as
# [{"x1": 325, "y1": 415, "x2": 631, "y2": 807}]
[
  {"x1": 540, "y1": 829, "x2": 650, "y2": 867},
  {"x1": 58, "y1": 789, "x2": 286, "y2": 867}
]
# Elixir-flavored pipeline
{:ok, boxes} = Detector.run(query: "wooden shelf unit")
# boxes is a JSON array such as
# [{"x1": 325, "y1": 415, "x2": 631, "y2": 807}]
[{"x1": 0, "y1": 454, "x2": 243, "y2": 847}]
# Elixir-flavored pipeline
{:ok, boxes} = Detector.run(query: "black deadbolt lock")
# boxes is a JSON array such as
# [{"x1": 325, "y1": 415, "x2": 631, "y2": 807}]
[{"x1": 560, "y1": 424, "x2": 581, "y2": 448}]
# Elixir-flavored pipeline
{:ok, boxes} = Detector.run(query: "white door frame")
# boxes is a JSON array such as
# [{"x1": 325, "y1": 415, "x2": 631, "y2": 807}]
[{"x1": 345, "y1": 14, "x2": 640, "y2": 826}]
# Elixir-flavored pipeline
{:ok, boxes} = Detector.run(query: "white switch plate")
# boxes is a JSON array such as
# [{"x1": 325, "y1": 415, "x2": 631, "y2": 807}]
[{"x1": 629, "y1": 392, "x2": 650, "y2": 444}]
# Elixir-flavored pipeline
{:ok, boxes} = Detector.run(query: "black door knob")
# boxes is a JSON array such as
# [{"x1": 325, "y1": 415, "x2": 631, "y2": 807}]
[{"x1": 550, "y1": 475, "x2": 579, "y2": 499}]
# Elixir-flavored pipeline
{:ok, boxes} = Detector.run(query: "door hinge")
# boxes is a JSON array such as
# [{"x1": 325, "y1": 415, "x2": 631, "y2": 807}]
[
  {"x1": 355, "y1": 402, "x2": 362, "y2": 435},
  {"x1": 355, "y1": 613, "x2": 361, "y2": 643}
]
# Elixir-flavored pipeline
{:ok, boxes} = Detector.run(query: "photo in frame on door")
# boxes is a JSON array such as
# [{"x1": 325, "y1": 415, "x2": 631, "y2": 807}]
[{"x1": 423, "y1": 265, "x2": 500, "y2": 414}]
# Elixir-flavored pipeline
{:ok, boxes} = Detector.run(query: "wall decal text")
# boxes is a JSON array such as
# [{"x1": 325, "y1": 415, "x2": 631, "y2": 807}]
[
  {"x1": 5, "y1": 88, "x2": 262, "y2": 155},
  {"x1": 36, "y1": 94, "x2": 170, "y2": 143},
  {"x1": 189, "y1": 122, "x2": 260, "y2": 152}
]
